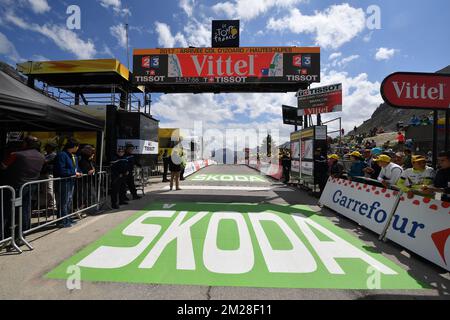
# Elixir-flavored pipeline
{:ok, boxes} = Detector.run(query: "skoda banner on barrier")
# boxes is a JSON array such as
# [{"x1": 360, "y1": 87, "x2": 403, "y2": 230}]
[
  {"x1": 133, "y1": 47, "x2": 320, "y2": 92},
  {"x1": 297, "y1": 83, "x2": 343, "y2": 116}
]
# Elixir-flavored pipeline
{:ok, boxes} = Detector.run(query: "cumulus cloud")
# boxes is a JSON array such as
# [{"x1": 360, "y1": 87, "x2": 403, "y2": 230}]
[
  {"x1": 0, "y1": 31, "x2": 21, "y2": 62},
  {"x1": 98, "y1": 0, "x2": 130, "y2": 16},
  {"x1": 28, "y1": 0, "x2": 50, "y2": 14},
  {"x1": 179, "y1": 0, "x2": 195, "y2": 17},
  {"x1": 154, "y1": 22, "x2": 188, "y2": 48},
  {"x1": 4, "y1": 11, "x2": 96, "y2": 59},
  {"x1": 110, "y1": 24, "x2": 127, "y2": 48},
  {"x1": 329, "y1": 52, "x2": 342, "y2": 60},
  {"x1": 317, "y1": 70, "x2": 382, "y2": 133},
  {"x1": 267, "y1": 4, "x2": 366, "y2": 49},
  {"x1": 213, "y1": 0, "x2": 304, "y2": 21},
  {"x1": 375, "y1": 47, "x2": 397, "y2": 61}
]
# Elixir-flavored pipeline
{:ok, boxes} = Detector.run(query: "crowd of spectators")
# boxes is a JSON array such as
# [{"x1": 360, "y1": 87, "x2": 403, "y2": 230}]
[{"x1": 0, "y1": 135, "x2": 143, "y2": 246}]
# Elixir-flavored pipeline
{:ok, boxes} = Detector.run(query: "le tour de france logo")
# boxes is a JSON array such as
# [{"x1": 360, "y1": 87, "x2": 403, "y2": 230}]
[{"x1": 213, "y1": 20, "x2": 239, "y2": 47}]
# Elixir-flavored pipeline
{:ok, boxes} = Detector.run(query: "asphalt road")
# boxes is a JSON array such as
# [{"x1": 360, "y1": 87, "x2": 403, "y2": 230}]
[{"x1": 0, "y1": 164, "x2": 449, "y2": 300}]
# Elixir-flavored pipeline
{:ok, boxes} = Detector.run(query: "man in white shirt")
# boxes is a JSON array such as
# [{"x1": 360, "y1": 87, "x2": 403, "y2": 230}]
[{"x1": 375, "y1": 154, "x2": 403, "y2": 188}]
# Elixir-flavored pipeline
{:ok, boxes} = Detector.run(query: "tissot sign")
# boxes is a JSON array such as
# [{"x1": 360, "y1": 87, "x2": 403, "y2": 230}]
[
  {"x1": 297, "y1": 83, "x2": 343, "y2": 116},
  {"x1": 133, "y1": 47, "x2": 320, "y2": 92},
  {"x1": 381, "y1": 72, "x2": 450, "y2": 109}
]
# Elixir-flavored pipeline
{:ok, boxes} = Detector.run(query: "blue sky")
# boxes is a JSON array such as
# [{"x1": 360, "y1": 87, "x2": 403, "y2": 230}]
[{"x1": 0, "y1": 0, "x2": 449, "y2": 144}]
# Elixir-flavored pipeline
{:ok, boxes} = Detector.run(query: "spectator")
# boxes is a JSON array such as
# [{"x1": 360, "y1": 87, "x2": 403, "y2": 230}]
[
  {"x1": 409, "y1": 115, "x2": 420, "y2": 126},
  {"x1": 375, "y1": 155, "x2": 403, "y2": 188},
  {"x1": 314, "y1": 148, "x2": 328, "y2": 195},
  {"x1": 393, "y1": 152, "x2": 405, "y2": 167},
  {"x1": 328, "y1": 154, "x2": 344, "y2": 179},
  {"x1": 383, "y1": 140, "x2": 391, "y2": 150},
  {"x1": 354, "y1": 126, "x2": 358, "y2": 134},
  {"x1": 421, "y1": 115, "x2": 431, "y2": 126},
  {"x1": 396, "y1": 132, "x2": 405, "y2": 150},
  {"x1": 124, "y1": 144, "x2": 141, "y2": 200},
  {"x1": 179, "y1": 148, "x2": 186, "y2": 181},
  {"x1": 110, "y1": 149, "x2": 129, "y2": 209},
  {"x1": 162, "y1": 150, "x2": 170, "y2": 182},
  {"x1": 281, "y1": 152, "x2": 291, "y2": 184},
  {"x1": 405, "y1": 139, "x2": 414, "y2": 150},
  {"x1": 0, "y1": 136, "x2": 45, "y2": 237},
  {"x1": 403, "y1": 149, "x2": 413, "y2": 169},
  {"x1": 42, "y1": 142, "x2": 58, "y2": 211},
  {"x1": 362, "y1": 149, "x2": 381, "y2": 179},
  {"x1": 77, "y1": 145, "x2": 96, "y2": 208},
  {"x1": 347, "y1": 151, "x2": 367, "y2": 180},
  {"x1": 427, "y1": 151, "x2": 450, "y2": 202},
  {"x1": 53, "y1": 138, "x2": 82, "y2": 228},
  {"x1": 371, "y1": 140, "x2": 377, "y2": 148},
  {"x1": 396, "y1": 155, "x2": 435, "y2": 198},
  {"x1": 169, "y1": 148, "x2": 182, "y2": 190}
]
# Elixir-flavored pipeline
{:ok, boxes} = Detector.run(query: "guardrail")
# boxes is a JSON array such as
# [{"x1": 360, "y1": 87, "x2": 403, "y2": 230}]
[{"x1": 1, "y1": 171, "x2": 109, "y2": 253}]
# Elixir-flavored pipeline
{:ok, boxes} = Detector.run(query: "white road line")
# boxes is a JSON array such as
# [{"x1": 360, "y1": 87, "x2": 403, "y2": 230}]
[
  {"x1": 160, "y1": 186, "x2": 273, "y2": 191},
  {"x1": 68, "y1": 215, "x2": 107, "y2": 234}
]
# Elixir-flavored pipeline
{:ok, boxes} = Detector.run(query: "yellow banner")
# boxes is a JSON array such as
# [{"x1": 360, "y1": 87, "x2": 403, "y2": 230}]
[{"x1": 17, "y1": 59, "x2": 129, "y2": 80}]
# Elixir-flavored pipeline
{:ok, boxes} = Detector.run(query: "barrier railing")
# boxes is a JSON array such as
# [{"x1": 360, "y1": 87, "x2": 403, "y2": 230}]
[
  {"x1": 0, "y1": 186, "x2": 21, "y2": 253},
  {"x1": 0, "y1": 172, "x2": 109, "y2": 252}
]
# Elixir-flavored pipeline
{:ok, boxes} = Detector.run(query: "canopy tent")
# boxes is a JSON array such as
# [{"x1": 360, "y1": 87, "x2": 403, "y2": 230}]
[
  {"x1": 16, "y1": 59, "x2": 143, "y2": 94},
  {"x1": 0, "y1": 70, "x2": 104, "y2": 131}
]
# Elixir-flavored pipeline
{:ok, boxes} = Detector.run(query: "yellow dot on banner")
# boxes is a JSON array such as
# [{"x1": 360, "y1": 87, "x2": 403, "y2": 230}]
[{"x1": 231, "y1": 28, "x2": 238, "y2": 36}]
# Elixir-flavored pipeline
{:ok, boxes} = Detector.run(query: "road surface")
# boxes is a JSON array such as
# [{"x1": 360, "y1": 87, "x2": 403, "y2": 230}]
[{"x1": 0, "y1": 165, "x2": 449, "y2": 300}]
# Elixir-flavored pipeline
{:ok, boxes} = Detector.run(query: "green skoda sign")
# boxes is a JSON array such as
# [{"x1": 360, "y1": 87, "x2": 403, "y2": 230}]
[{"x1": 47, "y1": 202, "x2": 425, "y2": 289}]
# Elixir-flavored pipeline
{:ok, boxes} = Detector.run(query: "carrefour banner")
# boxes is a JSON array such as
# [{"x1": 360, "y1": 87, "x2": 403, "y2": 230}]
[
  {"x1": 385, "y1": 194, "x2": 450, "y2": 271},
  {"x1": 133, "y1": 47, "x2": 320, "y2": 87},
  {"x1": 320, "y1": 178, "x2": 450, "y2": 271},
  {"x1": 319, "y1": 178, "x2": 399, "y2": 235}
]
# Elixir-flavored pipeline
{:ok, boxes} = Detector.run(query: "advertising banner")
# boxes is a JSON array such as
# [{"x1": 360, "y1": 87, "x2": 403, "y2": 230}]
[
  {"x1": 283, "y1": 105, "x2": 303, "y2": 126},
  {"x1": 117, "y1": 139, "x2": 159, "y2": 155},
  {"x1": 297, "y1": 83, "x2": 342, "y2": 116},
  {"x1": 212, "y1": 20, "x2": 240, "y2": 48},
  {"x1": 381, "y1": 72, "x2": 450, "y2": 110},
  {"x1": 385, "y1": 194, "x2": 450, "y2": 271},
  {"x1": 319, "y1": 178, "x2": 399, "y2": 235},
  {"x1": 133, "y1": 47, "x2": 320, "y2": 89}
]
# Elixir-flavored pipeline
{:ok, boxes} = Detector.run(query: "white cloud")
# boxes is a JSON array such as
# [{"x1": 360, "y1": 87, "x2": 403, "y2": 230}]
[
  {"x1": 28, "y1": 0, "x2": 50, "y2": 14},
  {"x1": 0, "y1": 31, "x2": 21, "y2": 62},
  {"x1": 179, "y1": 0, "x2": 195, "y2": 17},
  {"x1": 375, "y1": 47, "x2": 397, "y2": 61},
  {"x1": 98, "y1": 0, "x2": 130, "y2": 16},
  {"x1": 317, "y1": 70, "x2": 382, "y2": 133},
  {"x1": 267, "y1": 4, "x2": 366, "y2": 49},
  {"x1": 329, "y1": 52, "x2": 342, "y2": 60},
  {"x1": 154, "y1": 22, "x2": 188, "y2": 48},
  {"x1": 110, "y1": 24, "x2": 127, "y2": 48},
  {"x1": 213, "y1": 0, "x2": 304, "y2": 21},
  {"x1": 4, "y1": 11, "x2": 97, "y2": 59},
  {"x1": 330, "y1": 54, "x2": 359, "y2": 68}
]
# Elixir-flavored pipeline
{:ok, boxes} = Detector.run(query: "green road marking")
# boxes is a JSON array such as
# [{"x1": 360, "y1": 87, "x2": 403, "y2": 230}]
[
  {"x1": 47, "y1": 202, "x2": 426, "y2": 289},
  {"x1": 188, "y1": 174, "x2": 268, "y2": 183}
]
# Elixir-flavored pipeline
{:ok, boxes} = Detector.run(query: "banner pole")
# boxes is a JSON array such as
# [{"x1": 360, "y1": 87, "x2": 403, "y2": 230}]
[{"x1": 379, "y1": 190, "x2": 403, "y2": 241}]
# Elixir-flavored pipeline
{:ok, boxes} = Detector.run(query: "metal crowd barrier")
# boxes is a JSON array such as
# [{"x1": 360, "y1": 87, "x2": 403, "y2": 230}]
[
  {"x1": 0, "y1": 186, "x2": 21, "y2": 253},
  {"x1": 0, "y1": 171, "x2": 109, "y2": 253},
  {"x1": 134, "y1": 164, "x2": 164, "y2": 195}
]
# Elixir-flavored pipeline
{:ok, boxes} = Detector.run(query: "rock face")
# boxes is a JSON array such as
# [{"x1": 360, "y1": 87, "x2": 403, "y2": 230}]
[{"x1": 350, "y1": 65, "x2": 450, "y2": 136}]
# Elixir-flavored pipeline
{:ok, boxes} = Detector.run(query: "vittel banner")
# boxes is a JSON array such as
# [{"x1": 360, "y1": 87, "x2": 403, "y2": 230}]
[
  {"x1": 133, "y1": 47, "x2": 320, "y2": 86},
  {"x1": 381, "y1": 72, "x2": 450, "y2": 109}
]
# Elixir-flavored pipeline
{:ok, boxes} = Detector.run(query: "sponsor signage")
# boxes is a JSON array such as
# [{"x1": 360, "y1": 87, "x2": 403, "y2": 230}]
[
  {"x1": 133, "y1": 47, "x2": 320, "y2": 92},
  {"x1": 282, "y1": 105, "x2": 303, "y2": 126},
  {"x1": 117, "y1": 139, "x2": 159, "y2": 155},
  {"x1": 319, "y1": 178, "x2": 398, "y2": 235},
  {"x1": 47, "y1": 202, "x2": 422, "y2": 289},
  {"x1": 385, "y1": 194, "x2": 450, "y2": 271},
  {"x1": 320, "y1": 178, "x2": 450, "y2": 271},
  {"x1": 381, "y1": 72, "x2": 450, "y2": 110},
  {"x1": 297, "y1": 83, "x2": 343, "y2": 116},
  {"x1": 212, "y1": 20, "x2": 240, "y2": 48},
  {"x1": 190, "y1": 174, "x2": 267, "y2": 183}
]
